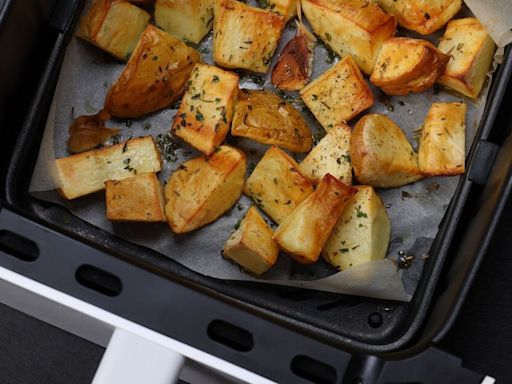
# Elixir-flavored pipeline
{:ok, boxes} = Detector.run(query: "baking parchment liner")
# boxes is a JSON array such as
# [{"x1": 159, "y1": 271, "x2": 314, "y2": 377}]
[{"x1": 29, "y1": 3, "x2": 502, "y2": 302}]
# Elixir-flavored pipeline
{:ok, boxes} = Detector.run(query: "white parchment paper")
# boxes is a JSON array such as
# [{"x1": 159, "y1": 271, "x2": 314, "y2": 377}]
[{"x1": 29, "y1": 2, "x2": 503, "y2": 302}]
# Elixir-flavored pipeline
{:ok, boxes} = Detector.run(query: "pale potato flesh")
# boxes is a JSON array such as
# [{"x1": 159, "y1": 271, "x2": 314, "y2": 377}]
[
  {"x1": 165, "y1": 146, "x2": 246, "y2": 233},
  {"x1": 323, "y1": 185, "x2": 391, "y2": 270}
]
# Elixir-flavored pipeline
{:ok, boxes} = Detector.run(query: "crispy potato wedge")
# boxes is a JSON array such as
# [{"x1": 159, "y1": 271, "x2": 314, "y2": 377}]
[
  {"x1": 273, "y1": 174, "x2": 356, "y2": 264},
  {"x1": 322, "y1": 185, "x2": 390, "y2": 270},
  {"x1": 105, "y1": 172, "x2": 167, "y2": 222},
  {"x1": 301, "y1": 0, "x2": 396, "y2": 75},
  {"x1": 67, "y1": 110, "x2": 120, "y2": 154},
  {"x1": 56, "y1": 136, "x2": 162, "y2": 200},
  {"x1": 267, "y1": 0, "x2": 298, "y2": 20},
  {"x1": 104, "y1": 25, "x2": 201, "y2": 118},
  {"x1": 438, "y1": 18, "x2": 496, "y2": 99},
  {"x1": 300, "y1": 56, "x2": 374, "y2": 129},
  {"x1": 244, "y1": 146, "x2": 313, "y2": 224},
  {"x1": 418, "y1": 102, "x2": 466, "y2": 176},
  {"x1": 213, "y1": 0, "x2": 285, "y2": 73},
  {"x1": 77, "y1": 0, "x2": 151, "y2": 61},
  {"x1": 165, "y1": 145, "x2": 246, "y2": 233},
  {"x1": 299, "y1": 124, "x2": 352, "y2": 185},
  {"x1": 173, "y1": 64, "x2": 239, "y2": 155},
  {"x1": 351, "y1": 114, "x2": 423, "y2": 188},
  {"x1": 155, "y1": 0, "x2": 214, "y2": 44},
  {"x1": 377, "y1": 0, "x2": 461, "y2": 35},
  {"x1": 231, "y1": 90, "x2": 312, "y2": 153},
  {"x1": 370, "y1": 38, "x2": 450, "y2": 96},
  {"x1": 223, "y1": 206, "x2": 279, "y2": 275}
]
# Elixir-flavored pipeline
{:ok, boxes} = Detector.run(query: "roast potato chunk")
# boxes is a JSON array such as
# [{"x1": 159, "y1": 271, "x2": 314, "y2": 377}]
[
  {"x1": 67, "y1": 110, "x2": 119, "y2": 154},
  {"x1": 155, "y1": 0, "x2": 214, "y2": 44},
  {"x1": 377, "y1": 0, "x2": 461, "y2": 35},
  {"x1": 213, "y1": 0, "x2": 285, "y2": 73},
  {"x1": 302, "y1": 0, "x2": 396, "y2": 75},
  {"x1": 105, "y1": 172, "x2": 167, "y2": 222},
  {"x1": 56, "y1": 136, "x2": 162, "y2": 200},
  {"x1": 418, "y1": 102, "x2": 466, "y2": 176},
  {"x1": 300, "y1": 56, "x2": 374, "y2": 130},
  {"x1": 244, "y1": 146, "x2": 313, "y2": 224},
  {"x1": 299, "y1": 124, "x2": 352, "y2": 185},
  {"x1": 104, "y1": 25, "x2": 201, "y2": 118},
  {"x1": 165, "y1": 146, "x2": 246, "y2": 233},
  {"x1": 438, "y1": 18, "x2": 496, "y2": 99},
  {"x1": 322, "y1": 186, "x2": 391, "y2": 270},
  {"x1": 273, "y1": 174, "x2": 356, "y2": 264},
  {"x1": 77, "y1": 0, "x2": 150, "y2": 61},
  {"x1": 351, "y1": 114, "x2": 423, "y2": 188},
  {"x1": 370, "y1": 38, "x2": 450, "y2": 96},
  {"x1": 223, "y1": 206, "x2": 279, "y2": 275},
  {"x1": 266, "y1": 0, "x2": 298, "y2": 20},
  {"x1": 173, "y1": 64, "x2": 239, "y2": 156},
  {"x1": 231, "y1": 90, "x2": 312, "y2": 153}
]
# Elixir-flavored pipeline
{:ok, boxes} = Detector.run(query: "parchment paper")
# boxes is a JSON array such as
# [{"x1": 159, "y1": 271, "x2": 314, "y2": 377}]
[{"x1": 29, "y1": 2, "x2": 501, "y2": 302}]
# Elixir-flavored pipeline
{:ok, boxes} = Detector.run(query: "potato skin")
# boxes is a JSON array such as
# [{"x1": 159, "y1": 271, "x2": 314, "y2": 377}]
[
  {"x1": 104, "y1": 25, "x2": 201, "y2": 118},
  {"x1": 351, "y1": 114, "x2": 423, "y2": 188},
  {"x1": 231, "y1": 90, "x2": 312, "y2": 153},
  {"x1": 273, "y1": 174, "x2": 356, "y2": 264},
  {"x1": 267, "y1": 0, "x2": 298, "y2": 21},
  {"x1": 165, "y1": 146, "x2": 246, "y2": 233},
  {"x1": 322, "y1": 185, "x2": 390, "y2": 270}
]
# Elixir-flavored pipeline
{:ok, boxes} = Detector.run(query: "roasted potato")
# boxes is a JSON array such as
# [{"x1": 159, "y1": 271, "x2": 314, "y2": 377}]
[
  {"x1": 223, "y1": 206, "x2": 279, "y2": 275},
  {"x1": 299, "y1": 124, "x2": 352, "y2": 185},
  {"x1": 56, "y1": 136, "x2": 162, "y2": 200},
  {"x1": 213, "y1": 0, "x2": 285, "y2": 73},
  {"x1": 300, "y1": 56, "x2": 374, "y2": 129},
  {"x1": 418, "y1": 102, "x2": 466, "y2": 176},
  {"x1": 104, "y1": 25, "x2": 201, "y2": 118},
  {"x1": 231, "y1": 90, "x2": 312, "y2": 153},
  {"x1": 165, "y1": 146, "x2": 246, "y2": 233},
  {"x1": 272, "y1": 23, "x2": 315, "y2": 91},
  {"x1": 173, "y1": 64, "x2": 239, "y2": 156},
  {"x1": 244, "y1": 146, "x2": 313, "y2": 224},
  {"x1": 77, "y1": 0, "x2": 151, "y2": 61},
  {"x1": 377, "y1": 0, "x2": 461, "y2": 35},
  {"x1": 301, "y1": 0, "x2": 396, "y2": 75},
  {"x1": 438, "y1": 18, "x2": 496, "y2": 99},
  {"x1": 273, "y1": 174, "x2": 356, "y2": 264},
  {"x1": 67, "y1": 110, "x2": 119, "y2": 154},
  {"x1": 155, "y1": 0, "x2": 214, "y2": 44},
  {"x1": 370, "y1": 38, "x2": 450, "y2": 96},
  {"x1": 105, "y1": 172, "x2": 167, "y2": 222},
  {"x1": 351, "y1": 114, "x2": 423, "y2": 188},
  {"x1": 322, "y1": 185, "x2": 391, "y2": 271},
  {"x1": 266, "y1": 0, "x2": 298, "y2": 20}
]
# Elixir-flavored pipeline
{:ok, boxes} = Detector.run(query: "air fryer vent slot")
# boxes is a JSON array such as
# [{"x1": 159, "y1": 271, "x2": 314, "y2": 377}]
[
  {"x1": 75, "y1": 264, "x2": 123, "y2": 297},
  {"x1": 0, "y1": 230, "x2": 39, "y2": 262},
  {"x1": 291, "y1": 355, "x2": 337, "y2": 384},
  {"x1": 207, "y1": 320, "x2": 254, "y2": 352}
]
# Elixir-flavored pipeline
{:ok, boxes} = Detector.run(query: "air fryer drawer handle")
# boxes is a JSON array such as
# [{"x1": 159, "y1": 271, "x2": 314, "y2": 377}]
[{"x1": 92, "y1": 328, "x2": 185, "y2": 384}]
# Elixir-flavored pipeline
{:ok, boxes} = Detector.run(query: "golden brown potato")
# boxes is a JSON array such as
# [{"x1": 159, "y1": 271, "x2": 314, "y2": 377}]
[
  {"x1": 231, "y1": 90, "x2": 312, "y2": 153},
  {"x1": 223, "y1": 206, "x2": 279, "y2": 275},
  {"x1": 105, "y1": 172, "x2": 167, "y2": 222},
  {"x1": 370, "y1": 38, "x2": 450, "y2": 96},
  {"x1": 173, "y1": 64, "x2": 239, "y2": 156},
  {"x1": 301, "y1": 0, "x2": 396, "y2": 75},
  {"x1": 213, "y1": 0, "x2": 285, "y2": 73},
  {"x1": 299, "y1": 124, "x2": 352, "y2": 185},
  {"x1": 165, "y1": 146, "x2": 246, "y2": 233},
  {"x1": 155, "y1": 0, "x2": 214, "y2": 44},
  {"x1": 267, "y1": 0, "x2": 298, "y2": 20},
  {"x1": 418, "y1": 102, "x2": 466, "y2": 176},
  {"x1": 104, "y1": 25, "x2": 202, "y2": 118},
  {"x1": 377, "y1": 0, "x2": 461, "y2": 35},
  {"x1": 438, "y1": 18, "x2": 496, "y2": 99},
  {"x1": 300, "y1": 56, "x2": 374, "y2": 129},
  {"x1": 244, "y1": 146, "x2": 313, "y2": 224},
  {"x1": 271, "y1": 23, "x2": 315, "y2": 91},
  {"x1": 273, "y1": 174, "x2": 356, "y2": 264},
  {"x1": 77, "y1": 0, "x2": 151, "y2": 61},
  {"x1": 67, "y1": 110, "x2": 120, "y2": 154},
  {"x1": 351, "y1": 114, "x2": 423, "y2": 188},
  {"x1": 322, "y1": 185, "x2": 390, "y2": 270},
  {"x1": 56, "y1": 136, "x2": 162, "y2": 200}
]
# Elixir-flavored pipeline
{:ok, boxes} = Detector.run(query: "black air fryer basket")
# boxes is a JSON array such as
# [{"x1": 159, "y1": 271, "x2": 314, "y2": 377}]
[{"x1": 1, "y1": 1, "x2": 512, "y2": 383}]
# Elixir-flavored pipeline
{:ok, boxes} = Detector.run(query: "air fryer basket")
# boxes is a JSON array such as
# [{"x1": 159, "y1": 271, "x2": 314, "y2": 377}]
[{"x1": 2, "y1": 0, "x2": 512, "y2": 363}]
